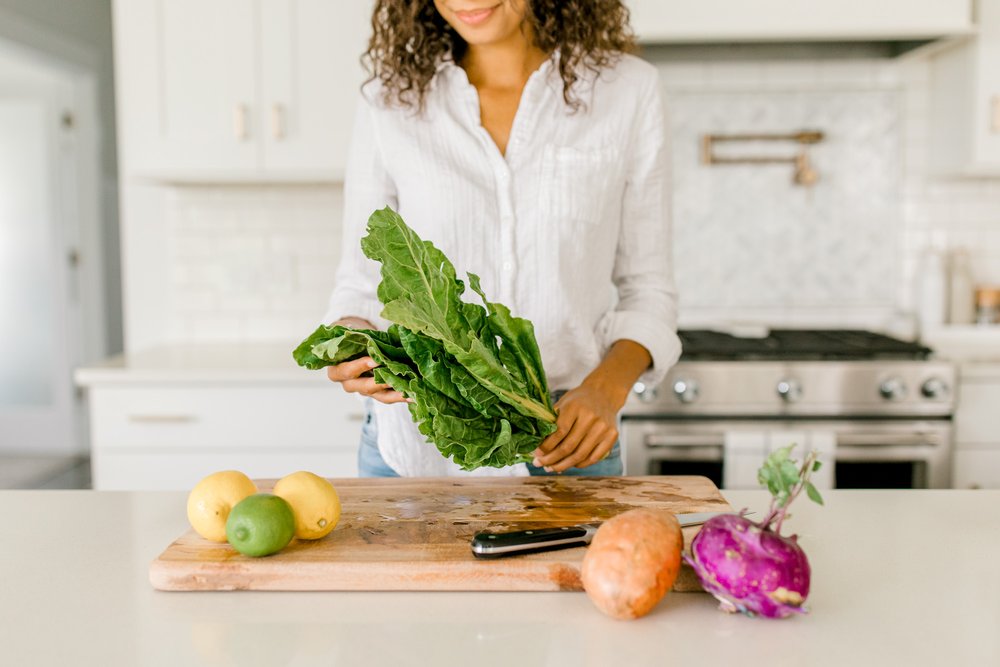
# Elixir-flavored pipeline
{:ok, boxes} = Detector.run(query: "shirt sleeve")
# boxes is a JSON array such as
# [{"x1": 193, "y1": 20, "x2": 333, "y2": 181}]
[
  {"x1": 598, "y1": 70, "x2": 682, "y2": 388},
  {"x1": 322, "y1": 90, "x2": 396, "y2": 329}
]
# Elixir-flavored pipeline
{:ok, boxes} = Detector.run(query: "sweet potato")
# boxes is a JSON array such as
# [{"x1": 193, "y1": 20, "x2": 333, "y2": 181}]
[{"x1": 581, "y1": 508, "x2": 683, "y2": 620}]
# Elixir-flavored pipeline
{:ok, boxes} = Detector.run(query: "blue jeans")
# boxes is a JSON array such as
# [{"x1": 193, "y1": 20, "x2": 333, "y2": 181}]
[{"x1": 357, "y1": 400, "x2": 624, "y2": 477}]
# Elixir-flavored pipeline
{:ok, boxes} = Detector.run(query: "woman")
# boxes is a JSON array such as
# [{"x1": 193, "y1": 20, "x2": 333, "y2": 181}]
[{"x1": 324, "y1": 0, "x2": 680, "y2": 477}]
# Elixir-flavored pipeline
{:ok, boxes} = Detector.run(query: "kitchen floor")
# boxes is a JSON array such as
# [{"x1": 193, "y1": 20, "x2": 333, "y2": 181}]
[{"x1": 0, "y1": 456, "x2": 92, "y2": 490}]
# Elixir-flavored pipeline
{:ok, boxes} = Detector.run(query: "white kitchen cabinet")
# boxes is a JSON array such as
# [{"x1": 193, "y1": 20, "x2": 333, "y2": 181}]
[
  {"x1": 259, "y1": 0, "x2": 371, "y2": 174},
  {"x1": 627, "y1": 0, "x2": 973, "y2": 43},
  {"x1": 953, "y1": 450, "x2": 1000, "y2": 489},
  {"x1": 87, "y1": 383, "x2": 366, "y2": 490},
  {"x1": 928, "y1": 0, "x2": 1000, "y2": 176},
  {"x1": 113, "y1": 0, "x2": 371, "y2": 181},
  {"x1": 952, "y1": 363, "x2": 1000, "y2": 488}
]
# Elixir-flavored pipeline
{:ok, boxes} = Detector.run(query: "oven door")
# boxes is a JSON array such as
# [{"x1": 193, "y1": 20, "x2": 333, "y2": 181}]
[{"x1": 621, "y1": 418, "x2": 953, "y2": 489}]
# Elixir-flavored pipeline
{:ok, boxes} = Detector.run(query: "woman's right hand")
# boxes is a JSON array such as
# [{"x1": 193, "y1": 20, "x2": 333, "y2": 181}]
[{"x1": 325, "y1": 317, "x2": 409, "y2": 405}]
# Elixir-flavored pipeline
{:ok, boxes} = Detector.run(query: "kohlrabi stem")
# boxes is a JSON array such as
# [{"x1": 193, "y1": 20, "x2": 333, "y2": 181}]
[{"x1": 761, "y1": 450, "x2": 820, "y2": 534}]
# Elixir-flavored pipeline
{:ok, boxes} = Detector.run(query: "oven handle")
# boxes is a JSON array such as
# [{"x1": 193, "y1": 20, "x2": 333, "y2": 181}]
[
  {"x1": 644, "y1": 431, "x2": 945, "y2": 449},
  {"x1": 837, "y1": 432, "x2": 943, "y2": 448},
  {"x1": 644, "y1": 434, "x2": 724, "y2": 448}
]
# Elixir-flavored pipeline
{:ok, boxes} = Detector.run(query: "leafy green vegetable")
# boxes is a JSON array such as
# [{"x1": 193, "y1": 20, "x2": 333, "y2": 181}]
[
  {"x1": 756, "y1": 444, "x2": 824, "y2": 533},
  {"x1": 293, "y1": 207, "x2": 557, "y2": 470}
]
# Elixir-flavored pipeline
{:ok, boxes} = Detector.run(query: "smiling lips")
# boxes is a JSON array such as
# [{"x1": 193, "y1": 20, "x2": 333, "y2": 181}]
[{"x1": 453, "y1": 4, "x2": 499, "y2": 26}]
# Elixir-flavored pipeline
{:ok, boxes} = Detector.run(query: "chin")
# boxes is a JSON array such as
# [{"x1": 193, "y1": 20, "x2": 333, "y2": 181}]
[
  {"x1": 443, "y1": 2, "x2": 523, "y2": 46},
  {"x1": 455, "y1": 25, "x2": 512, "y2": 46}
]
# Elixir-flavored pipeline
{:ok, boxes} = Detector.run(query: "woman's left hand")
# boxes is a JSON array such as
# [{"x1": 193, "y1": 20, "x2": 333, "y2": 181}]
[{"x1": 531, "y1": 380, "x2": 626, "y2": 473}]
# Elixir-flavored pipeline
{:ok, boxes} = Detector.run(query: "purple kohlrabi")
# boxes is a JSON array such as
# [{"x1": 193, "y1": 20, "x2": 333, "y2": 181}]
[
  {"x1": 685, "y1": 445, "x2": 823, "y2": 619},
  {"x1": 686, "y1": 512, "x2": 811, "y2": 618}
]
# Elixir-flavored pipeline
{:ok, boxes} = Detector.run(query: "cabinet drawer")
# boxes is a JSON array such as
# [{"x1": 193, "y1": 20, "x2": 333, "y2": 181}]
[
  {"x1": 955, "y1": 382, "x2": 1000, "y2": 445},
  {"x1": 90, "y1": 385, "x2": 365, "y2": 450},
  {"x1": 953, "y1": 449, "x2": 1000, "y2": 490},
  {"x1": 93, "y1": 447, "x2": 358, "y2": 491}
]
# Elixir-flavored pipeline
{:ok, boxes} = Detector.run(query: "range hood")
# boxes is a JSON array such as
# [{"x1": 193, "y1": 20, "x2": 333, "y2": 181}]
[{"x1": 628, "y1": 0, "x2": 976, "y2": 55}]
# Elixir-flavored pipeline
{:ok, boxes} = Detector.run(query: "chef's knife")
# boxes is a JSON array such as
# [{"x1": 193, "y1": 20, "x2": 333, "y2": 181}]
[{"x1": 470, "y1": 511, "x2": 741, "y2": 559}]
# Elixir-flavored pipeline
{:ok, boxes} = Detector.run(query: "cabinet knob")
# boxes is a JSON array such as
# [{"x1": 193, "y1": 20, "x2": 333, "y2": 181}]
[
  {"x1": 233, "y1": 104, "x2": 250, "y2": 140},
  {"x1": 271, "y1": 104, "x2": 286, "y2": 140},
  {"x1": 672, "y1": 379, "x2": 699, "y2": 404},
  {"x1": 920, "y1": 377, "x2": 949, "y2": 399},
  {"x1": 879, "y1": 377, "x2": 907, "y2": 401},
  {"x1": 633, "y1": 382, "x2": 659, "y2": 403},
  {"x1": 777, "y1": 379, "x2": 803, "y2": 403}
]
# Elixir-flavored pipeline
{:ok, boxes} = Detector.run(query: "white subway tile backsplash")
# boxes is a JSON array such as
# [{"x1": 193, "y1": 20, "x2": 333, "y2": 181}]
[{"x1": 164, "y1": 185, "x2": 344, "y2": 342}]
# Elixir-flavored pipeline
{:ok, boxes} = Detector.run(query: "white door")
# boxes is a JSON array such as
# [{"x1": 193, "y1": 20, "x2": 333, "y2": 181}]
[
  {"x1": 0, "y1": 97, "x2": 79, "y2": 454},
  {"x1": 120, "y1": 0, "x2": 259, "y2": 175},
  {"x1": 259, "y1": 0, "x2": 372, "y2": 176}
]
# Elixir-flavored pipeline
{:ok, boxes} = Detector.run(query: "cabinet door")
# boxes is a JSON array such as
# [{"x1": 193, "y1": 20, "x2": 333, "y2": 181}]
[
  {"x1": 116, "y1": 0, "x2": 259, "y2": 176},
  {"x1": 88, "y1": 383, "x2": 366, "y2": 490},
  {"x1": 627, "y1": 0, "x2": 972, "y2": 42},
  {"x1": 955, "y1": 380, "x2": 1000, "y2": 445},
  {"x1": 971, "y1": 0, "x2": 1000, "y2": 169},
  {"x1": 259, "y1": 0, "x2": 372, "y2": 176},
  {"x1": 94, "y1": 449, "x2": 359, "y2": 490},
  {"x1": 953, "y1": 449, "x2": 1000, "y2": 489}
]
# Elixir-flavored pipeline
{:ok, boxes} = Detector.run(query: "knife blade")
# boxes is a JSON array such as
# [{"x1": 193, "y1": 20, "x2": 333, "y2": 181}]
[{"x1": 470, "y1": 511, "x2": 742, "y2": 559}]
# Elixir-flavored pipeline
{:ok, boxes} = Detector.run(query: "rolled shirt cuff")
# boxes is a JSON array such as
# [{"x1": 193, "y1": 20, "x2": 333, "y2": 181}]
[{"x1": 600, "y1": 310, "x2": 681, "y2": 389}]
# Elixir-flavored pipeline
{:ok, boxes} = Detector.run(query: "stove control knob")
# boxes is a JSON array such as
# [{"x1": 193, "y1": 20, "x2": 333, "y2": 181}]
[
  {"x1": 672, "y1": 379, "x2": 699, "y2": 404},
  {"x1": 776, "y1": 379, "x2": 803, "y2": 403},
  {"x1": 920, "y1": 377, "x2": 949, "y2": 400},
  {"x1": 879, "y1": 377, "x2": 908, "y2": 401},
  {"x1": 633, "y1": 382, "x2": 659, "y2": 403}
]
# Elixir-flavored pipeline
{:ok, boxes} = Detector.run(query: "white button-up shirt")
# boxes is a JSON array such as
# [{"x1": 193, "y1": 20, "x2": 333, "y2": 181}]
[{"x1": 325, "y1": 53, "x2": 680, "y2": 394}]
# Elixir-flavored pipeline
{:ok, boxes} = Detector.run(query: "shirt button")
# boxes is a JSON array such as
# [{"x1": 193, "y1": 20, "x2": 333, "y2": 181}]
[{"x1": 502, "y1": 261, "x2": 513, "y2": 271}]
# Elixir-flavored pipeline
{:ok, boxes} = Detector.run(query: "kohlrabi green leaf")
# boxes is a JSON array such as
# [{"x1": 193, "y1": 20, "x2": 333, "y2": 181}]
[{"x1": 805, "y1": 481, "x2": 824, "y2": 506}]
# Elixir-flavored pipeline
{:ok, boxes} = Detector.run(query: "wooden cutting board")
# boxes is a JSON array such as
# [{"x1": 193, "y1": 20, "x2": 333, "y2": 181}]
[{"x1": 150, "y1": 475, "x2": 731, "y2": 592}]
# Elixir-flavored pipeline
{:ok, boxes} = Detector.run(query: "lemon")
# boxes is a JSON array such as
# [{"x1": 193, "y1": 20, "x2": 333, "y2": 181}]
[
  {"x1": 186, "y1": 470, "x2": 258, "y2": 542},
  {"x1": 225, "y1": 493, "x2": 296, "y2": 557},
  {"x1": 273, "y1": 471, "x2": 341, "y2": 540}
]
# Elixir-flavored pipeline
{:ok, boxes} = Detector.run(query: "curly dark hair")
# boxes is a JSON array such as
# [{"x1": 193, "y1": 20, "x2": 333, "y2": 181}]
[{"x1": 363, "y1": 0, "x2": 636, "y2": 112}]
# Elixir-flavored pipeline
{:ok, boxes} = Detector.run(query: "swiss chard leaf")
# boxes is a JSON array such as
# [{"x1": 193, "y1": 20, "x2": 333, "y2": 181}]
[{"x1": 294, "y1": 207, "x2": 558, "y2": 470}]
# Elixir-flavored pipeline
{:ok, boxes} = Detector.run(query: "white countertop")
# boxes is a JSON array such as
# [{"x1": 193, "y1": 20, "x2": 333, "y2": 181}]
[
  {"x1": 74, "y1": 342, "x2": 319, "y2": 385},
  {"x1": 2, "y1": 488, "x2": 998, "y2": 666}
]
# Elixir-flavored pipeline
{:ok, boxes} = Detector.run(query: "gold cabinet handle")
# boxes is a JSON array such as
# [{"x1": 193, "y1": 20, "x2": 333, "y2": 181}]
[
  {"x1": 233, "y1": 104, "x2": 250, "y2": 140},
  {"x1": 271, "y1": 103, "x2": 286, "y2": 140},
  {"x1": 128, "y1": 414, "x2": 198, "y2": 424}
]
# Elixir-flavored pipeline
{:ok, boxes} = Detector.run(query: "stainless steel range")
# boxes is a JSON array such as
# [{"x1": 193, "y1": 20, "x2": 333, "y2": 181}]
[{"x1": 621, "y1": 330, "x2": 956, "y2": 489}]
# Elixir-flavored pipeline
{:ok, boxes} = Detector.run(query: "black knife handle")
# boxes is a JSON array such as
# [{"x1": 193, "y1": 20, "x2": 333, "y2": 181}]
[{"x1": 471, "y1": 525, "x2": 592, "y2": 559}]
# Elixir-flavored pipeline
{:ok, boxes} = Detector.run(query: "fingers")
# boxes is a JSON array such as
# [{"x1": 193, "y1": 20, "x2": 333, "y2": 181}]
[
  {"x1": 370, "y1": 389, "x2": 410, "y2": 405},
  {"x1": 535, "y1": 417, "x2": 573, "y2": 455},
  {"x1": 341, "y1": 376, "x2": 390, "y2": 395},
  {"x1": 578, "y1": 432, "x2": 618, "y2": 470},
  {"x1": 549, "y1": 426, "x2": 607, "y2": 473},
  {"x1": 534, "y1": 415, "x2": 593, "y2": 468},
  {"x1": 326, "y1": 356, "x2": 412, "y2": 405},
  {"x1": 326, "y1": 356, "x2": 377, "y2": 382}
]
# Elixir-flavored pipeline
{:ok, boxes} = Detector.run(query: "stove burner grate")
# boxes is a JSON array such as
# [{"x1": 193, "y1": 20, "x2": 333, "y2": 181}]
[{"x1": 678, "y1": 329, "x2": 931, "y2": 361}]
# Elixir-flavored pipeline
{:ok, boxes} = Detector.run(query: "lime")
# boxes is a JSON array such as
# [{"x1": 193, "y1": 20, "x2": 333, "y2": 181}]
[{"x1": 225, "y1": 493, "x2": 296, "y2": 557}]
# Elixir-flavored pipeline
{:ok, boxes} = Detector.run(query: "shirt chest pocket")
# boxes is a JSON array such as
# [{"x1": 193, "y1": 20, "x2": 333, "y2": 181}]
[{"x1": 539, "y1": 145, "x2": 622, "y2": 227}]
